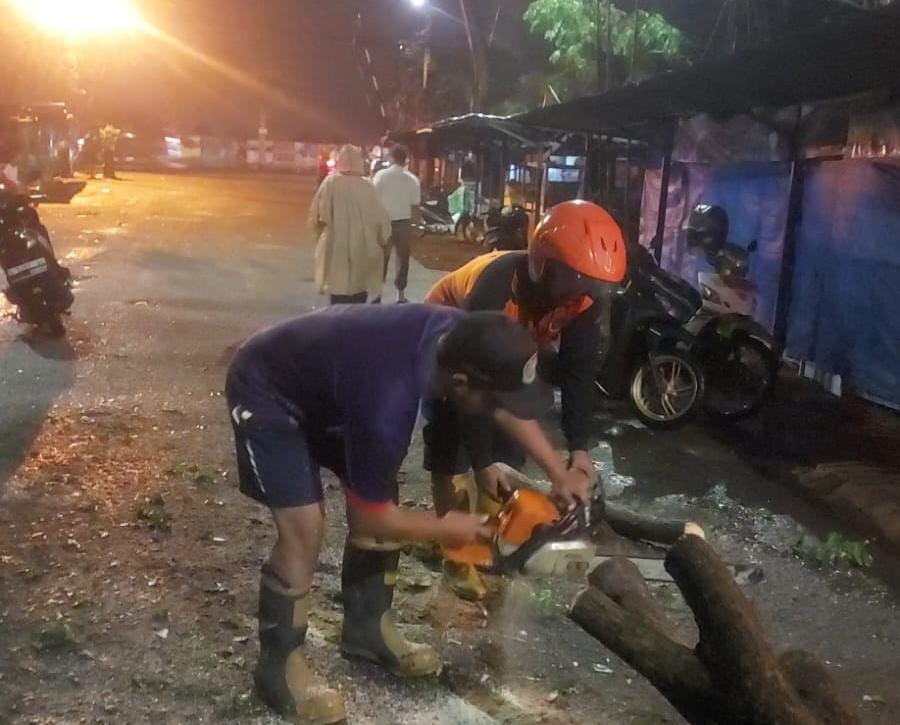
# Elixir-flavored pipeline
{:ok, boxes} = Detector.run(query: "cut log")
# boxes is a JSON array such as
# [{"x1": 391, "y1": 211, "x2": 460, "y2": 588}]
[
  {"x1": 665, "y1": 535, "x2": 817, "y2": 725},
  {"x1": 570, "y1": 534, "x2": 858, "y2": 725},
  {"x1": 570, "y1": 583, "x2": 716, "y2": 724},
  {"x1": 588, "y1": 557, "x2": 692, "y2": 646},
  {"x1": 591, "y1": 555, "x2": 674, "y2": 582},
  {"x1": 779, "y1": 650, "x2": 859, "y2": 725}
]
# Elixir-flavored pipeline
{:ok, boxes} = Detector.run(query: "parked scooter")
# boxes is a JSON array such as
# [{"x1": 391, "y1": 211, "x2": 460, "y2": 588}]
[
  {"x1": 596, "y1": 243, "x2": 705, "y2": 428},
  {"x1": 0, "y1": 188, "x2": 73, "y2": 336},
  {"x1": 413, "y1": 187, "x2": 462, "y2": 237},
  {"x1": 683, "y1": 204, "x2": 779, "y2": 420},
  {"x1": 482, "y1": 205, "x2": 530, "y2": 251}
]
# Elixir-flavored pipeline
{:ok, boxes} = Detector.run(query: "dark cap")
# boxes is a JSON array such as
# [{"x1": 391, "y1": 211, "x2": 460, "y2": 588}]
[{"x1": 436, "y1": 312, "x2": 553, "y2": 420}]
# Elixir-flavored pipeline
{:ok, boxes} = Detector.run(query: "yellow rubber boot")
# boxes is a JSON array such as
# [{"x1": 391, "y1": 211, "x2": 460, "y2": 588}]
[
  {"x1": 432, "y1": 473, "x2": 490, "y2": 601},
  {"x1": 430, "y1": 472, "x2": 474, "y2": 516},
  {"x1": 341, "y1": 538, "x2": 441, "y2": 677},
  {"x1": 254, "y1": 571, "x2": 346, "y2": 725}
]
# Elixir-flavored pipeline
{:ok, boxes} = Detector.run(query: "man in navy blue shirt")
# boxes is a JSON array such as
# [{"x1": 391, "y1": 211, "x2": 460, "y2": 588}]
[{"x1": 226, "y1": 304, "x2": 593, "y2": 724}]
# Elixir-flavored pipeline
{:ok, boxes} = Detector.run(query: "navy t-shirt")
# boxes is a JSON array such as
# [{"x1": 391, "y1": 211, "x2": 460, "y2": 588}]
[{"x1": 226, "y1": 304, "x2": 464, "y2": 505}]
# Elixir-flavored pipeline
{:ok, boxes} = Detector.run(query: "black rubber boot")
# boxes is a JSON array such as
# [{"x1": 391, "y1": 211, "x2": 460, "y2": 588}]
[
  {"x1": 340, "y1": 539, "x2": 441, "y2": 677},
  {"x1": 254, "y1": 570, "x2": 346, "y2": 724}
]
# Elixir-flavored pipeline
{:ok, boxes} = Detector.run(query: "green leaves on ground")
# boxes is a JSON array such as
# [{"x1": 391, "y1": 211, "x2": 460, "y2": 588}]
[
  {"x1": 135, "y1": 495, "x2": 173, "y2": 533},
  {"x1": 794, "y1": 532, "x2": 874, "y2": 570}
]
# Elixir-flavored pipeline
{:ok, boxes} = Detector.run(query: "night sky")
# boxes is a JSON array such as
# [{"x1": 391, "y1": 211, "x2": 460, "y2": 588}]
[
  {"x1": 105, "y1": 0, "x2": 463, "y2": 141},
  {"x1": 6, "y1": 0, "x2": 861, "y2": 142}
]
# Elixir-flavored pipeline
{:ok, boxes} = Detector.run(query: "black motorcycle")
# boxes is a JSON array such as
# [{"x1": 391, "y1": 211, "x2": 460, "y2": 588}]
[
  {"x1": 483, "y1": 205, "x2": 530, "y2": 251},
  {"x1": 683, "y1": 204, "x2": 779, "y2": 421},
  {"x1": 0, "y1": 190, "x2": 73, "y2": 336},
  {"x1": 413, "y1": 188, "x2": 462, "y2": 237},
  {"x1": 596, "y1": 244, "x2": 705, "y2": 428}
]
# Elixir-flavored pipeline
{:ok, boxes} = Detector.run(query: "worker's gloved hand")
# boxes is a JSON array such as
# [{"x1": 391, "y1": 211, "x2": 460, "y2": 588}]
[
  {"x1": 567, "y1": 450, "x2": 598, "y2": 486},
  {"x1": 438, "y1": 511, "x2": 495, "y2": 549},
  {"x1": 551, "y1": 466, "x2": 595, "y2": 509},
  {"x1": 474, "y1": 464, "x2": 512, "y2": 503}
]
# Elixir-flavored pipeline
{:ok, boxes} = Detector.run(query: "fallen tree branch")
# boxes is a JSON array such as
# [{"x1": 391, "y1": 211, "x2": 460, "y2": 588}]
[
  {"x1": 570, "y1": 580, "x2": 714, "y2": 724},
  {"x1": 570, "y1": 537, "x2": 859, "y2": 725}
]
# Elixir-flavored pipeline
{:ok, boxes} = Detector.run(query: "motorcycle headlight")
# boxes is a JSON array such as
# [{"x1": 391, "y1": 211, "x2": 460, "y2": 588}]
[{"x1": 700, "y1": 283, "x2": 722, "y2": 305}]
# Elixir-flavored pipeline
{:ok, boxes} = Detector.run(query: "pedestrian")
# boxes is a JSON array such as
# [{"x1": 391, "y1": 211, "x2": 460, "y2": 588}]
[
  {"x1": 373, "y1": 144, "x2": 421, "y2": 303},
  {"x1": 225, "y1": 304, "x2": 593, "y2": 724},
  {"x1": 423, "y1": 200, "x2": 627, "y2": 601},
  {"x1": 308, "y1": 145, "x2": 391, "y2": 305},
  {"x1": 0, "y1": 141, "x2": 22, "y2": 194},
  {"x1": 99, "y1": 124, "x2": 121, "y2": 180}
]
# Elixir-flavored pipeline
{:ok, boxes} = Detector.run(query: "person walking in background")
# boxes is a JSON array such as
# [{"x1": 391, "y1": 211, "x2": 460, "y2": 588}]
[
  {"x1": 308, "y1": 145, "x2": 391, "y2": 305},
  {"x1": 374, "y1": 145, "x2": 421, "y2": 303}
]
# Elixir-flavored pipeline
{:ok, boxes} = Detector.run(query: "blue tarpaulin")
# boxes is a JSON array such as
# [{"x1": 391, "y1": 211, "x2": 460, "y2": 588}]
[{"x1": 786, "y1": 159, "x2": 900, "y2": 408}]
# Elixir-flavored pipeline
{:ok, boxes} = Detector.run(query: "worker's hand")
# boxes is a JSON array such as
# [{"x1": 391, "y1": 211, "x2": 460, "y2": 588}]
[
  {"x1": 474, "y1": 464, "x2": 512, "y2": 502},
  {"x1": 568, "y1": 450, "x2": 598, "y2": 486},
  {"x1": 550, "y1": 466, "x2": 595, "y2": 509},
  {"x1": 438, "y1": 511, "x2": 495, "y2": 549}
]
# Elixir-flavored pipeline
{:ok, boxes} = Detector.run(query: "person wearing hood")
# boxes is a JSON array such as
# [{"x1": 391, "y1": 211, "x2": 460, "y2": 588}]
[{"x1": 308, "y1": 145, "x2": 391, "y2": 304}]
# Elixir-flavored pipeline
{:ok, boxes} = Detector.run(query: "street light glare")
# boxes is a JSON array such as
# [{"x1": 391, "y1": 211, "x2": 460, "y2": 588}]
[{"x1": 12, "y1": 0, "x2": 143, "y2": 37}]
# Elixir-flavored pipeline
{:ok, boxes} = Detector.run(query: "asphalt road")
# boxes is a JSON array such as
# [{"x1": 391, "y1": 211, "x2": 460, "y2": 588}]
[{"x1": 0, "y1": 172, "x2": 897, "y2": 724}]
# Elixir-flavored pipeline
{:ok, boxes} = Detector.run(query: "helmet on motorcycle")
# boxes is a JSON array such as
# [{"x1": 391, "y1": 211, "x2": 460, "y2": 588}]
[
  {"x1": 685, "y1": 204, "x2": 729, "y2": 253},
  {"x1": 528, "y1": 201, "x2": 627, "y2": 300}
]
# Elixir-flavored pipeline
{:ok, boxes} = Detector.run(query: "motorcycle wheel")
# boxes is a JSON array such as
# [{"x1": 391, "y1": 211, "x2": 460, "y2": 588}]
[
  {"x1": 702, "y1": 337, "x2": 777, "y2": 422},
  {"x1": 461, "y1": 217, "x2": 485, "y2": 245},
  {"x1": 628, "y1": 352, "x2": 703, "y2": 429}
]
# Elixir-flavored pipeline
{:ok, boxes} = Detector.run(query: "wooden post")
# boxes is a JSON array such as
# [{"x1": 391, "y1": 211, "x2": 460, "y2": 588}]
[
  {"x1": 772, "y1": 106, "x2": 804, "y2": 350},
  {"x1": 652, "y1": 122, "x2": 675, "y2": 263}
]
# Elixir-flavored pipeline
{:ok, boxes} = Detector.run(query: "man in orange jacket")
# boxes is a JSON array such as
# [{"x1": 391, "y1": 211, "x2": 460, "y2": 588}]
[{"x1": 425, "y1": 200, "x2": 628, "y2": 599}]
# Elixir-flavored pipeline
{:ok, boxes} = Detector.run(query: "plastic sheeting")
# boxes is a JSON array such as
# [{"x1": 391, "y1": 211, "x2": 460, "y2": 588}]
[
  {"x1": 785, "y1": 159, "x2": 900, "y2": 408},
  {"x1": 639, "y1": 161, "x2": 791, "y2": 330}
]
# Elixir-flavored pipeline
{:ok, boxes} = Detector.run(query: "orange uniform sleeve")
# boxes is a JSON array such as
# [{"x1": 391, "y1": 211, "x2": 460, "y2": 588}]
[{"x1": 425, "y1": 251, "x2": 510, "y2": 308}]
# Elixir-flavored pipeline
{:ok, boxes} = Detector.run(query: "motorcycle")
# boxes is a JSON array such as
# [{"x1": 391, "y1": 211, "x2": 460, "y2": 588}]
[
  {"x1": 683, "y1": 205, "x2": 779, "y2": 421},
  {"x1": 413, "y1": 188, "x2": 464, "y2": 237},
  {"x1": 596, "y1": 244, "x2": 705, "y2": 429},
  {"x1": 482, "y1": 205, "x2": 530, "y2": 252},
  {"x1": 0, "y1": 189, "x2": 73, "y2": 336},
  {"x1": 415, "y1": 199, "x2": 459, "y2": 236}
]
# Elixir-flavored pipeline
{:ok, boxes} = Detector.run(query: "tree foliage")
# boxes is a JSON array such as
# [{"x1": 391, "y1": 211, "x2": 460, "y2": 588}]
[{"x1": 524, "y1": 0, "x2": 686, "y2": 97}]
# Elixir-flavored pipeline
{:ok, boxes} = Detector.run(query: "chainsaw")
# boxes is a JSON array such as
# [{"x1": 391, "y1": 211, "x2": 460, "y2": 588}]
[{"x1": 443, "y1": 489, "x2": 596, "y2": 579}]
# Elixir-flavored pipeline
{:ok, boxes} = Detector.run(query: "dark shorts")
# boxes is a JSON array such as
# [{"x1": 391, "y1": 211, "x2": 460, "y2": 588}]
[
  {"x1": 228, "y1": 400, "x2": 351, "y2": 509},
  {"x1": 422, "y1": 398, "x2": 525, "y2": 475}
]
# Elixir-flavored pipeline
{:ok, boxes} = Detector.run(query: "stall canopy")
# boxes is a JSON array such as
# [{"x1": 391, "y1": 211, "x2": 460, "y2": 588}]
[
  {"x1": 391, "y1": 113, "x2": 546, "y2": 152},
  {"x1": 515, "y1": 5, "x2": 900, "y2": 408},
  {"x1": 516, "y1": 5, "x2": 900, "y2": 139}
]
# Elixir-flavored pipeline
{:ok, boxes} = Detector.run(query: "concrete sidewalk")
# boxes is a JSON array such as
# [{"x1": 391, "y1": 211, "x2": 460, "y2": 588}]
[{"x1": 379, "y1": 246, "x2": 443, "y2": 305}]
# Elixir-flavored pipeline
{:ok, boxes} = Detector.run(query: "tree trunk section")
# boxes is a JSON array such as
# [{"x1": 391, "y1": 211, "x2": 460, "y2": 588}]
[
  {"x1": 665, "y1": 535, "x2": 818, "y2": 725},
  {"x1": 570, "y1": 584, "x2": 715, "y2": 724},
  {"x1": 779, "y1": 650, "x2": 859, "y2": 725}
]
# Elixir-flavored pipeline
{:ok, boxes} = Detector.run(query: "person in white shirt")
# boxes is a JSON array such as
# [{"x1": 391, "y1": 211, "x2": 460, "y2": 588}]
[{"x1": 373, "y1": 145, "x2": 421, "y2": 303}]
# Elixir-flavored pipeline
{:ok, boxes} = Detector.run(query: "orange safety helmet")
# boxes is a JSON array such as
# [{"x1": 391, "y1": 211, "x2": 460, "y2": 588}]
[{"x1": 529, "y1": 200, "x2": 627, "y2": 287}]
